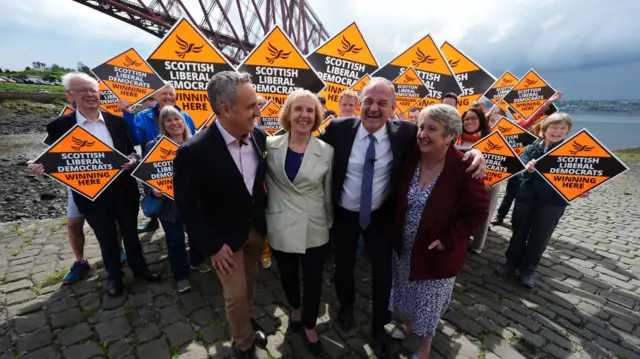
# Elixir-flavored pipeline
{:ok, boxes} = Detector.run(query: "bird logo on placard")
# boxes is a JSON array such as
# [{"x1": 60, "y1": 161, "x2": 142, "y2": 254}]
[
  {"x1": 448, "y1": 59, "x2": 460, "y2": 68},
  {"x1": 569, "y1": 141, "x2": 594, "y2": 156},
  {"x1": 523, "y1": 79, "x2": 538, "y2": 89},
  {"x1": 71, "y1": 137, "x2": 95, "y2": 151},
  {"x1": 412, "y1": 48, "x2": 437, "y2": 66},
  {"x1": 337, "y1": 36, "x2": 362, "y2": 56},
  {"x1": 175, "y1": 35, "x2": 203, "y2": 59},
  {"x1": 159, "y1": 147, "x2": 176, "y2": 160},
  {"x1": 266, "y1": 43, "x2": 291, "y2": 64},
  {"x1": 403, "y1": 74, "x2": 416, "y2": 83},
  {"x1": 501, "y1": 78, "x2": 514, "y2": 86},
  {"x1": 122, "y1": 55, "x2": 141, "y2": 68},
  {"x1": 265, "y1": 108, "x2": 279, "y2": 117},
  {"x1": 485, "y1": 140, "x2": 504, "y2": 152},
  {"x1": 498, "y1": 126, "x2": 512, "y2": 134}
]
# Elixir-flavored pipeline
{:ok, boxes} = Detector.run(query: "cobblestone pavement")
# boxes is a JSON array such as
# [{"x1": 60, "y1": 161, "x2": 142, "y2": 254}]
[{"x1": 1, "y1": 162, "x2": 639, "y2": 359}]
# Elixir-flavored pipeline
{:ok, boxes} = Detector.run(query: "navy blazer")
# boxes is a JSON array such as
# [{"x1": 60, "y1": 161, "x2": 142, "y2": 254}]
[
  {"x1": 173, "y1": 123, "x2": 268, "y2": 257},
  {"x1": 318, "y1": 117, "x2": 417, "y2": 214}
]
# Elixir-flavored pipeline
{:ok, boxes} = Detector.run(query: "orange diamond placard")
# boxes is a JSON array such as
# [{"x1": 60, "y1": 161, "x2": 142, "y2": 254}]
[
  {"x1": 392, "y1": 67, "x2": 429, "y2": 114},
  {"x1": 33, "y1": 125, "x2": 129, "y2": 200},
  {"x1": 131, "y1": 136, "x2": 179, "y2": 199},
  {"x1": 534, "y1": 129, "x2": 629, "y2": 202},
  {"x1": 307, "y1": 22, "x2": 379, "y2": 114},
  {"x1": 147, "y1": 17, "x2": 235, "y2": 130},
  {"x1": 98, "y1": 81, "x2": 123, "y2": 117},
  {"x1": 92, "y1": 48, "x2": 166, "y2": 106},
  {"x1": 372, "y1": 33, "x2": 462, "y2": 106},
  {"x1": 471, "y1": 131, "x2": 525, "y2": 186},
  {"x1": 483, "y1": 71, "x2": 518, "y2": 106},
  {"x1": 503, "y1": 69, "x2": 556, "y2": 119},
  {"x1": 260, "y1": 100, "x2": 282, "y2": 135},
  {"x1": 491, "y1": 117, "x2": 538, "y2": 155},
  {"x1": 237, "y1": 26, "x2": 325, "y2": 107},
  {"x1": 440, "y1": 41, "x2": 495, "y2": 113}
]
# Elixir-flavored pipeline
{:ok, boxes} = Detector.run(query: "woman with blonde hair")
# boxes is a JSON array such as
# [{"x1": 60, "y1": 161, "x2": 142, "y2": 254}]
[
  {"x1": 265, "y1": 89, "x2": 334, "y2": 355},
  {"x1": 146, "y1": 106, "x2": 208, "y2": 293}
]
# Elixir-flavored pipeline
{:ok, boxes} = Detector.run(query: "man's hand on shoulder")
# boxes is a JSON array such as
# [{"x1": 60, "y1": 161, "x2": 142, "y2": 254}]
[{"x1": 462, "y1": 149, "x2": 486, "y2": 180}]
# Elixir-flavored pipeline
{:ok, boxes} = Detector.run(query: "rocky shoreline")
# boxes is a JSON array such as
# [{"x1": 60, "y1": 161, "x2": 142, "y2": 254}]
[{"x1": 0, "y1": 100, "x2": 68, "y2": 222}]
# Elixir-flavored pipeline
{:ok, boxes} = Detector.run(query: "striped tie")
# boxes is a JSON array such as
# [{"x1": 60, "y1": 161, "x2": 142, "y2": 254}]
[{"x1": 359, "y1": 134, "x2": 376, "y2": 229}]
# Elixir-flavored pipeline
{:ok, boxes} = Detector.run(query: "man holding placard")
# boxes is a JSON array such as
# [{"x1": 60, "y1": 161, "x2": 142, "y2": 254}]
[{"x1": 28, "y1": 72, "x2": 161, "y2": 297}]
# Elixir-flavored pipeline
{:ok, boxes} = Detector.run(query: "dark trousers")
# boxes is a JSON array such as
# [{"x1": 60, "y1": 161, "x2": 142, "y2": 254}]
[
  {"x1": 504, "y1": 199, "x2": 566, "y2": 275},
  {"x1": 496, "y1": 176, "x2": 521, "y2": 219},
  {"x1": 272, "y1": 244, "x2": 328, "y2": 329},
  {"x1": 160, "y1": 219, "x2": 205, "y2": 281},
  {"x1": 332, "y1": 206, "x2": 392, "y2": 334},
  {"x1": 84, "y1": 197, "x2": 148, "y2": 280}
]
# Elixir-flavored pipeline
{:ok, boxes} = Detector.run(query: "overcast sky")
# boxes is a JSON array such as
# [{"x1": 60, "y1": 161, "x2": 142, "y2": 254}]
[{"x1": 1, "y1": 0, "x2": 638, "y2": 100}]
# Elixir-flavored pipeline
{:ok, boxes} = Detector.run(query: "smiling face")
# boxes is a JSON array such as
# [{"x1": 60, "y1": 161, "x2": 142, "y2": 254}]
[
  {"x1": 66, "y1": 77, "x2": 100, "y2": 113},
  {"x1": 417, "y1": 112, "x2": 455, "y2": 156},
  {"x1": 543, "y1": 123, "x2": 570, "y2": 144},
  {"x1": 289, "y1": 95, "x2": 316, "y2": 136},
  {"x1": 223, "y1": 82, "x2": 260, "y2": 135},
  {"x1": 154, "y1": 85, "x2": 177, "y2": 109},
  {"x1": 462, "y1": 110, "x2": 481, "y2": 133},
  {"x1": 360, "y1": 79, "x2": 395, "y2": 133},
  {"x1": 163, "y1": 115, "x2": 186, "y2": 141},
  {"x1": 339, "y1": 96, "x2": 357, "y2": 117}
]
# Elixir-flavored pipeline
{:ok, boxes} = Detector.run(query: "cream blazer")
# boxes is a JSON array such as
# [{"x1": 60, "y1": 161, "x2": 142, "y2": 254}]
[{"x1": 265, "y1": 133, "x2": 334, "y2": 254}]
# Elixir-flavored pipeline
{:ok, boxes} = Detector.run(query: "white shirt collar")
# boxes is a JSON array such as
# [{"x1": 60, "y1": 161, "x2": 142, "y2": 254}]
[
  {"x1": 76, "y1": 109, "x2": 105, "y2": 126},
  {"x1": 357, "y1": 121, "x2": 387, "y2": 142}
]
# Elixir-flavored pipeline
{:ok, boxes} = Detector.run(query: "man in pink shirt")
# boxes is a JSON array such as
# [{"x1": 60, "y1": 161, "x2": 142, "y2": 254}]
[{"x1": 173, "y1": 71, "x2": 268, "y2": 358}]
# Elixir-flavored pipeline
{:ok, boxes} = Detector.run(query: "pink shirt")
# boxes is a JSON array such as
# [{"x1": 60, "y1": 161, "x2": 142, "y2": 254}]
[{"x1": 216, "y1": 121, "x2": 258, "y2": 195}]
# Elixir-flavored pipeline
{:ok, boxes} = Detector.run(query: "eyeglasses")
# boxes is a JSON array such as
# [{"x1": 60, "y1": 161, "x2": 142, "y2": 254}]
[
  {"x1": 71, "y1": 88, "x2": 99, "y2": 94},
  {"x1": 463, "y1": 116, "x2": 479, "y2": 122}
]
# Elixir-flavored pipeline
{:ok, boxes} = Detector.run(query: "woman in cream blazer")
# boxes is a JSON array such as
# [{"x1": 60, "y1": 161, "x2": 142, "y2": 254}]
[{"x1": 265, "y1": 89, "x2": 333, "y2": 355}]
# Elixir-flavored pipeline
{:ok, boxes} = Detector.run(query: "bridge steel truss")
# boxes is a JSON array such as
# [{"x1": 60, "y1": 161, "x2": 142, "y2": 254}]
[{"x1": 73, "y1": 0, "x2": 330, "y2": 64}]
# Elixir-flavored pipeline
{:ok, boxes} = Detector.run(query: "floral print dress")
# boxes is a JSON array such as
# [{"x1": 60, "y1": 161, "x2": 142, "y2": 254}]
[{"x1": 389, "y1": 165, "x2": 456, "y2": 338}]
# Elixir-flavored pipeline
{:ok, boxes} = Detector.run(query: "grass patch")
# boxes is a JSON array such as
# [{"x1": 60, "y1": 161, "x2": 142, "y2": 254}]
[
  {"x1": 0, "y1": 83, "x2": 66, "y2": 94},
  {"x1": 614, "y1": 147, "x2": 640, "y2": 162},
  {"x1": 0, "y1": 276, "x2": 5, "y2": 285},
  {"x1": 34, "y1": 271, "x2": 65, "y2": 291},
  {"x1": 509, "y1": 333, "x2": 523, "y2": 344},
  {"x1": 553, "y1": 243, "x2": 564, "y2": 250},
  {"x1": 9, "y1": 250, "x2": 22, "y2": 257},
  {"x1": 195, "y1": 330, "x2": 204, "y2": 341},
  {"x1": 477, "y1": 351, "x2": 486, "y2": 359},
  {"x1": 22, "y1": 238, "x2": 32, "y2": 244},
  {"x1": 10, "y1": 224, "x2": 25, "y2": 235},
  {"x1": 171, "y1": 345, "x2": 180, "y2": 358},
  {"x1": 101, "y1": 341, "x2": 110, "y2": 356}
]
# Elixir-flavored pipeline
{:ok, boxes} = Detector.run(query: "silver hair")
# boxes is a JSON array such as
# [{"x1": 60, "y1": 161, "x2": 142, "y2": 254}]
[
  {"x1": 421, "y1": 104, "x2": 463, "y2": 138},
  {"x1": 207, "y1": 71, "x2": 252, "y2": 115},
  {"x1": 540, "y1": 112, "x2": 573, "y2": 134},
  {"x1": 61, "y1": 72, "x2": 98, "y2": 90},
  {"x1": 361, "y1": 77, "x2": 396, "y2": 103}
]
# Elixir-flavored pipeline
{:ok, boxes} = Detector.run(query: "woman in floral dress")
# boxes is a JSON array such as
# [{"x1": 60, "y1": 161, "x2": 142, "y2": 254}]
[{"x1": 390, "y1": 104, "x2": 489, "y2": 359}]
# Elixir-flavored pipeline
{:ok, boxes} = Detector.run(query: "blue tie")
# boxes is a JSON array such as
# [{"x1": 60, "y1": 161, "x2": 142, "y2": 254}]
[{"x1": 360, "y1": 134, "x2": 376, "y2": 229}]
